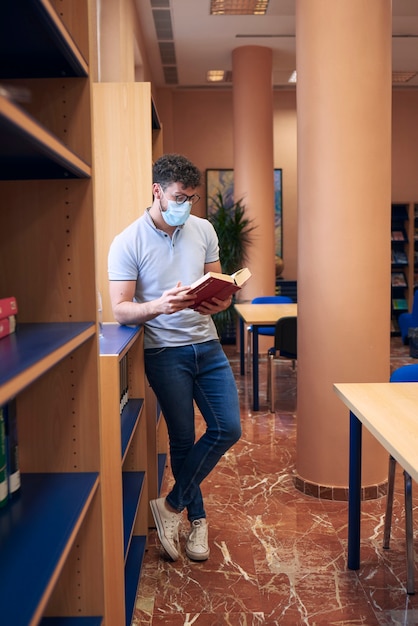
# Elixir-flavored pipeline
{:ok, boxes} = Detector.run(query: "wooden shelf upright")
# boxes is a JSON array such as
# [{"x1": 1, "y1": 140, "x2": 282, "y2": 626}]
[{"x1": 99, "y1": 323, "x2": 148, "y2": 626}]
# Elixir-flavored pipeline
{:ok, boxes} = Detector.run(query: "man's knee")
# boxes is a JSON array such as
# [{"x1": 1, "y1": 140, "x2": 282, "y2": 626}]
[{"x1": 226, "y1": 421, "x2": 241, "y2": 446}]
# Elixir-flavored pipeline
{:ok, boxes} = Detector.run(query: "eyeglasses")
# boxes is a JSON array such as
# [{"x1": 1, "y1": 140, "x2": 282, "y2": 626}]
[
  {"x1": 160, "y1": 185, "x2": 200, "y2": 206},
  {"x1": 171, "y1": 193, "x2": 201, "y2": 206}
]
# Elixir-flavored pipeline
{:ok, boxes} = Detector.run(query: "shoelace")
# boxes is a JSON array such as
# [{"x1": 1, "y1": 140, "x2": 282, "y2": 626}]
[
  {"x1": 190, "y1": 520, "x2": 207, "y2": 545},
  {"x1": 163, "y1": 514, "x2": 179, "y2": 538}
]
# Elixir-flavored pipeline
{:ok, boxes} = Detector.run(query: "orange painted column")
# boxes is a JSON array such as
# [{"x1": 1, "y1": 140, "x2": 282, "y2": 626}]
[
  {"x1": 232, "y1": 46, "x2": 276, "y2": 301},
  {"x1": 295, "y1": 0, "x2": 392, "y2": 496}
]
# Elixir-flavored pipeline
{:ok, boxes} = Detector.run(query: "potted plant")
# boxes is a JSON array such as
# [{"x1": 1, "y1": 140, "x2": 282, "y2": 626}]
[{"x1": 208, "y1": 190, "x2": 256, "y2": 342}]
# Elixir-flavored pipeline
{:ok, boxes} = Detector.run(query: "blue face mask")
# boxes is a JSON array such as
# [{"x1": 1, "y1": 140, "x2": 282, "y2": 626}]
[
  {"x1": 161, "y1": 200, "x2": 192, "y2": 226},
  {"x1": 160, "y1": 189, "x2": 192, "y2": 226}
]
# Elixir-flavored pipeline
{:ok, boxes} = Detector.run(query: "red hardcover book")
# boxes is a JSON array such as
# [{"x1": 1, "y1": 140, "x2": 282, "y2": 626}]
[
  {"x1": 0, "y1": 296, "x2": 17, "y2": 318},
  {"x1": 187, "y1": 267, "x2": 251, "y2": 309},
  {"x1": 0, "y1": 315, "x2": 16, "y2": 340}
]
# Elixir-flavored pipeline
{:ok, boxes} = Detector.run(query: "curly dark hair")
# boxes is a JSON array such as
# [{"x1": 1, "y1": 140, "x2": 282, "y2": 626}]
[{"x1": 153, "y1": 154, "x2": 201, "y2": 190}]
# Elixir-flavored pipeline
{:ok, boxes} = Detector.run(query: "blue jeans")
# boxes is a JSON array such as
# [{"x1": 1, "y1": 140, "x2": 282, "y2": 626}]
[{"x1": 144, "y1": 340, "x2": 241, "y2": 522}]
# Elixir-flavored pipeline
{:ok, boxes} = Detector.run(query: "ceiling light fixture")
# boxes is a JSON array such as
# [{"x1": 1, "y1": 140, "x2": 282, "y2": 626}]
[
  {"x1": 210, "y1": 0, "x2": 269, "y2": 16},
  {"x1": 207, "y1": 70, "x2": 233, "y2": 83},
  {"x1": 207, "y1": 70, "x2": 226, "y2": 82},
  {"x1": 288, "y1": 70, "x2": 297, "y2": 83}
]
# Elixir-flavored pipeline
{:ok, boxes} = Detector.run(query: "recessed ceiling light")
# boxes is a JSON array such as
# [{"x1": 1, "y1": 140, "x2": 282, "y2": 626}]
[
  {"x1": 207, "y1": 70, "x2": 233, "y2": 83},
  {"x1": 207, "y1": 70, "x2": 226, "y2": 82},
  {"x1": 210, "y1": 0, "x2": 269, "y2": 16}
]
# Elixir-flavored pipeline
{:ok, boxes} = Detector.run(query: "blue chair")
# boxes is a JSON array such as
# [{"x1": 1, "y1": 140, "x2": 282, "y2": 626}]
[
  {"x1": 247, "y1": 295, "x2": 292, "y2": 371},
  {"x1": 384, "y1": 363, "x2": 418, "y2": 594},
  {"x1": 398, "y1": 290, "x2": 418, "y2": 344}
]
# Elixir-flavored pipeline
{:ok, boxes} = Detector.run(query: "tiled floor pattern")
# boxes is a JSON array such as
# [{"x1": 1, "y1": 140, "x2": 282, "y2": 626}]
[{"x1": 132, "y1": 337, "x2": 418, "y2": 625}]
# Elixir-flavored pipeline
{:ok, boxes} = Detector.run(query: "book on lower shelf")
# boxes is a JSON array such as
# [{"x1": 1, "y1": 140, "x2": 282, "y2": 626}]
[
  {"x1": 0, "y1": 408, "x2": 6, "y2": 507},
  {"x1": 187, "y1": 267, "x2": 251, "y2": 309},
  {"x1": 0, "y1": 398, "x2": 21, "y2": 505},
  {"x1": 392, "y1": 298, "x2": 408, "y2": 310},
  {"x1": 120, "y1": 354, "x2": 128, "y2": 414},
  {"x1": 0, "y1": 296, "x2": 17, "y2": 318},
  {"x1": 3, "y1": 398, "x2": 20, "y2": 497},
  {"x1": 391, "y1": 250, "x2": 408, "y2": 265},
  {"x1": 0, "y1": 296, "x2": 18, "y2": 342},
  {"x1": 0, "y1": 315, "x2": 16, "y2": 340},
  {"x1": 391, "y1": 230, "x2": 407, "y2": 241},
  {"x1": 391, "y1": 272, "x2": 407, "y2": 287}
]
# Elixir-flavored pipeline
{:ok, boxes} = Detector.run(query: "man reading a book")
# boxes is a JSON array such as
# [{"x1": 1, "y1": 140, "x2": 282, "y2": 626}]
[{"x1": 108, "y1": 153, "x2": 241, "y2": 562}]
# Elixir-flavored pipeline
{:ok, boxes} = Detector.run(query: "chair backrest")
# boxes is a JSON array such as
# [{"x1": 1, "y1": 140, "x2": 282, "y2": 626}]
[
  {"x1": 251, "y1": 295, "x2": 294, "y2": 336},
  {"x1": 390, "y1": 363, "x2": 418, "y2": 382},
  {"x1": 252, "y1": 295, "x2": 293, "y2": 305},
  {"x1": 274, "y1": 316, "x2": 297, "y2": 358}
]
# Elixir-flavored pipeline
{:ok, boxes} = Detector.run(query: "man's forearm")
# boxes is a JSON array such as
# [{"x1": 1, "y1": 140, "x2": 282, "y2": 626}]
[{"x1": 112, "y1": 299, "x2": 161, "y2": 326}]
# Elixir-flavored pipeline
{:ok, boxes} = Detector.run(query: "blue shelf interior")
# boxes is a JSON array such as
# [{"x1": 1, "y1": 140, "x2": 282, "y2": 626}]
[
  {"x1": 121, "y1": 399, "x2": 144, "y2": 459},
  {"x1": 0, "y1": 0, "x2": 87, "y2": 79},
  {"x1": 99, "y1": 324, "x2": 140, "y2": 356},
  {"x1": 100, "y1": 323, "x2": 147, "y2": 625},
  {"x1": 0, "y1": 473, "x2": 98, "y2": 626},
  {"x1": 125, "y1": 535, "x2": 146, "y2": 626},
  {"x1": 0, "y1": 322, "x2": 94, "y2": 389},
  {"x1": 122, "y1": 471, "x2": 145, "y2": 557},
  {"x1": 0, "y1": 104, "x2": 91, "y2": 179}
]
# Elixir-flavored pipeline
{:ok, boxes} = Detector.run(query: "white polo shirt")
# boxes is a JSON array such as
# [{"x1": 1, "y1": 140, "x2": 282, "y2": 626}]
[{"x1": 108, "y1": 210, "x2": 220, "y2": 348}]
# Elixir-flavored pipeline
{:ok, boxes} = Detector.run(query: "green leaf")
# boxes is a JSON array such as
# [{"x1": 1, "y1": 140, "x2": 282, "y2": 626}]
[{"x1": 208, "y1": 190, "x2": 256, "y2": 340}]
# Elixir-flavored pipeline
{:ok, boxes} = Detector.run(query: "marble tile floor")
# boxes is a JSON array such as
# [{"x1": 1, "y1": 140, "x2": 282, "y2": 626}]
[{"x1": 132, "y1": 336, "x2": 418, "y2": 626}]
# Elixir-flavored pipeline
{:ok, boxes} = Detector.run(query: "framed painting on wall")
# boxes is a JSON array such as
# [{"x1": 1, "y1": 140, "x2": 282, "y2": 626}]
[
  {"x1": 206, "y1": 169, "x2": 234, "y2": 217},
  {"x1": 205, "y1": 168, "x2": 282, "y2": 257},
  {"x1": 273, "y1": 168, "x2": 282, "y2": 258}
]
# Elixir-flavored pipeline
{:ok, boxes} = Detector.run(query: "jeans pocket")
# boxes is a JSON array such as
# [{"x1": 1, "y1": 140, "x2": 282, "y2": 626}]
[{"x1": 144, "y1": 347, "x2": 167, "y2": 357}]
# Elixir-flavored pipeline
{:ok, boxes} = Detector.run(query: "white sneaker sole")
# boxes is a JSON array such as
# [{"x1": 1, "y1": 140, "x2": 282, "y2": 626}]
[{"x1": 185, "y1": 545, "x2": 210, "y2": 561}]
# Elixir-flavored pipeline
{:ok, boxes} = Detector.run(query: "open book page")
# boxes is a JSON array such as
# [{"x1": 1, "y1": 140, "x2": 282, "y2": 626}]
[
  {"x1": 230, "y1": 267, "x2": 252, "y2": 287},
  {"x1": 187, "y1": 267, "x2": 251, "y2": 309}
]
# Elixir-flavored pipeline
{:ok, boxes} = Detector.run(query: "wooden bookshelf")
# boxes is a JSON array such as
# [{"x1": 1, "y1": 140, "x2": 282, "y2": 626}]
[
  {"x1": 99, "y1": 323, "x2": 157, "y2": 626},
  {"x1": 391, "y1": 202, "x2": 418, "y2": 335},
  {"x1": 0, "y1": 2, "x2": 168, "y2": 624},
  {"x1": 0, "y1": 1, "x2": 104, "y2": 624},
  {"x1": 92, "y1": 82, "x2": 156, "y2": 323}
]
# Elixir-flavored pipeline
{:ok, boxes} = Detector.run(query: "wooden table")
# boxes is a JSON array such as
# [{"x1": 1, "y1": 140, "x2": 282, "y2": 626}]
[
  {"x1": 234, "y1": 303, "x2": 297, "y2": 411},
  {"x1": 334, "y1": 382, "x2": 418, "y2": 579}
]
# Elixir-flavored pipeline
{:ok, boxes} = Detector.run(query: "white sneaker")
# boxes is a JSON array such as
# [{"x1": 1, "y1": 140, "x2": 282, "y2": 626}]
[
  {"x1": 150, "y1": 497, "x2": 180, "y2": 561},
  {"x1": 186, "y1": 519, "x2": 210, "y2": 561}
]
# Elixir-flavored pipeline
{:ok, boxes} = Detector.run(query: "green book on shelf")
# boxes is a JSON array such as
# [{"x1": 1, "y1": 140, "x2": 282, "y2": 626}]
[
  {"x1": 0, "y1": 408, "x2": 7, "y2": 507},
  {"x1": 4, "y1": 399, "x2": 20, "y2": 497},
  {"x1": 392, "y1": 298, "x2": 408, "y2": 310}
]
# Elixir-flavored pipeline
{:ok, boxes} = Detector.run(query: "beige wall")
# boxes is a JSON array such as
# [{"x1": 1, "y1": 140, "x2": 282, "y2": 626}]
[
  {"x1": 101, "y1": 2, "x2": 418, "y2": 285},
  {"x1": 392, "y1": 90, "x2": 418, "y2": 200},
  {"x1": 273, "y1": 92, "x2": 297, "y2": 281},
  {"x1": 154, "y1": 88, "x2": 418, "y2": 283},
  {"x1": 155, "y1": 88, "x2": 298, "y2": 279}
]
